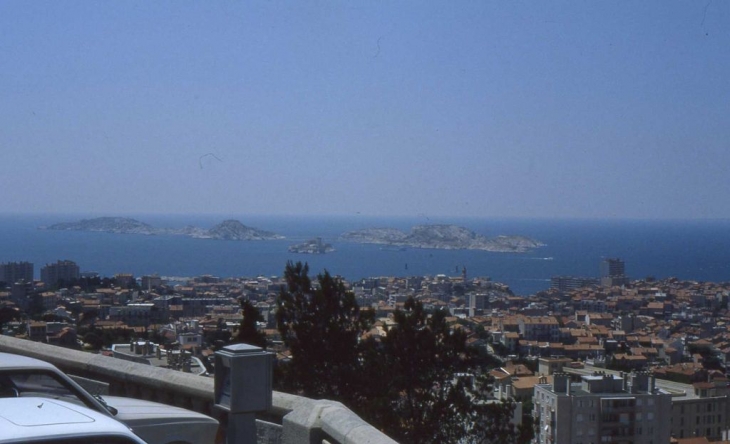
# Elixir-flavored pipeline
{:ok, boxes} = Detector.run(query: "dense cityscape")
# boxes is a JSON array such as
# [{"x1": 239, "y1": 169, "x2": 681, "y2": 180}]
[
  {"x1": 3, "y1": 1, "x2": 729, "y2": 442},
  {"x1": 2, "y1": 258, "x2": 730, "y2": 443}
]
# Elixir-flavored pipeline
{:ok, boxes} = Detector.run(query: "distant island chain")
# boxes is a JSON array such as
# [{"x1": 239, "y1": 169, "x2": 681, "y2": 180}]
[
  {"x1": 40, "y1": 217, "x2": 282, "y2": 241},
  {"x1": 40, "y1": 217, "x2": 544, "y2": 253}
]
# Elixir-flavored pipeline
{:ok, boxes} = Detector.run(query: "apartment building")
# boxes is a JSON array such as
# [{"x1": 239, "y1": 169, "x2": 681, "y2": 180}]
[
  {"x1": 0, "y1": 261, "x2": 34, "y2": 285},
  {"x1": 40, "y1": 260, "x2": 80, "y2": 287},
  {"x1": 670, "y1": 379, "x2": 730, "y2": 440},
  {"x1": 533, "y1": 372, "x2": 671, "y2": 444},
  {"x1": 519, "y1": 316, "x2": 560, "y2": 342}
]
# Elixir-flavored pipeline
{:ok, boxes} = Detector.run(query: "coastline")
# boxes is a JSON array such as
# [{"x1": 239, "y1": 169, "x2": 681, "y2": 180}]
[{"x1": 1, "y1": 215, "x2": 729, "y2": 296}]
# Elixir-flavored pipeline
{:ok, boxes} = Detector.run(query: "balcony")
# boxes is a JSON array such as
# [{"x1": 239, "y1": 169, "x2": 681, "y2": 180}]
[{"x1": 0, "y1": 335, "x2": 396, "y2": 444}]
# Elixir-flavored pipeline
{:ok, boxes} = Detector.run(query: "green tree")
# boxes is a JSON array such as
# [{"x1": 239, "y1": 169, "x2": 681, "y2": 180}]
[
  {"x1": 235, "y1": 299, "x2": 267, "y2": 349},
  {"x1": 0, "y1": 306, "x2": 21, "y2": 327},
  {"x1": 517, "y1": 399, "x2": 536, "y2": 443},
  {"x1": 27, "y1": 293, "x2": 45, "y2": 319},
  {"x1": 83, "y1": 330, "x2": 104, "y2": 350},
  {"x1": 276, "y1": 261, "x2": 374, "y2": 400},
  {"x1": 275, "y1": 263, "x2": 521, "y2": 443},
  {"x1": 362, "y1": 297, "x2": 521, "y2": 444},
  {"x1": 204, "y1": 319, "x2": 232, "y2": 350}
]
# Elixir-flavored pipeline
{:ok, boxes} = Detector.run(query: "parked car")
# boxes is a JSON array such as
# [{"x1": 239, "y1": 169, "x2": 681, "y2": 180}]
[
  {"x1": 0, "y1": 353, "x2": 218, "y2": 444},
  {"x1": 0, "y1": 396, "x2": 149, "y2": 444}
]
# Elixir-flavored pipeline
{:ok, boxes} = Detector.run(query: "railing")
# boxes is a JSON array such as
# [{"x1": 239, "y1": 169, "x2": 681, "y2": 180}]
[{"x1": 0, "y1": 336, "x2": 397, "y2": 444}]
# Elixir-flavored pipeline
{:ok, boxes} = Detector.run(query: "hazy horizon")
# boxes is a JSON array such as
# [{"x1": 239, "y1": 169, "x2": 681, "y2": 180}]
[
  {"x1": 3, "y1": 211, "x2": 730, "y2": 225},
  {"x1": 2, "y1": 1, "x2": 729, "y2": 220}
]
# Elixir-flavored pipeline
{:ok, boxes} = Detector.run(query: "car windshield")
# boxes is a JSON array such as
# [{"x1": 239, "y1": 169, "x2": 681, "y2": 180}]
[{"x1": 0, "y1": 370, "x2": 98, "y2": 411}]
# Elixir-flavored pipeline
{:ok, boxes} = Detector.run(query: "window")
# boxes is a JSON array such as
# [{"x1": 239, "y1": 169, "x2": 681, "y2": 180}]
[{"x1": 1, "y1": 370, "x2": 96, "y2": 411}]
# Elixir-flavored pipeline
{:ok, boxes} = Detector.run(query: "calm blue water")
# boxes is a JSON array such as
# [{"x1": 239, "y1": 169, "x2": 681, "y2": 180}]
[{"x1": 1, "y1": 214, "x2": 729, "y2": 296}]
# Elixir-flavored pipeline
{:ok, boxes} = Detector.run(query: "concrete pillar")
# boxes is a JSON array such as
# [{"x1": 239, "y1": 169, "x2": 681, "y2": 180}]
[{"x1": 214, "y1": 343, "x2": 273, "y2": 444}]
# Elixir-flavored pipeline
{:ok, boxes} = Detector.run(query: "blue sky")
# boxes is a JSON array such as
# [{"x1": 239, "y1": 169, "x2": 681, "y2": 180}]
[{"x1": 2, "y1": 1, "x2": 729, "y2": 219}]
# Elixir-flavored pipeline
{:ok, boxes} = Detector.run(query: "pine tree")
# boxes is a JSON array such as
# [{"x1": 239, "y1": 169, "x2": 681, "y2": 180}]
[
  {"x1": 235, "y1": 299, "x2": 267, "y2": 349},
  {"x1": 275, "y1": 261, "x2": 374, "y2": 400},
  {"x1": 363, "y1": 297, "x2": 521, "y2": 444},
  {"x1": 275, "y1": 264, "x2": 521, "y2": 443}
]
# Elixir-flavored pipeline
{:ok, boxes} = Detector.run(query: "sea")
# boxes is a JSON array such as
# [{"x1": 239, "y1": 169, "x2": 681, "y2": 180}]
[{"x1": 1, "y1": 214, "x2": 729, "y2": 296}]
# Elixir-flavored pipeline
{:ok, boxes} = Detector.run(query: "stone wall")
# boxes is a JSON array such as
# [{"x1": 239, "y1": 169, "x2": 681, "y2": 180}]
[{"x1": 0, "y1": 336, "x2": 397, "y2": 444}]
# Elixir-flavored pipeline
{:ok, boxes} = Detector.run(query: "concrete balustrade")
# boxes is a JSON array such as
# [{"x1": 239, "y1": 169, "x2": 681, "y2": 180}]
[{"x1": 0, "y1": 336, "x2": 397, "y2": 444}]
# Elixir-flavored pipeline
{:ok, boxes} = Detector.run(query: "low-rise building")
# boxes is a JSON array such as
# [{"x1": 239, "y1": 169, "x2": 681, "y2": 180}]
[{"x1": 519, "y1": 316, "x2": 560, "y2": 342}]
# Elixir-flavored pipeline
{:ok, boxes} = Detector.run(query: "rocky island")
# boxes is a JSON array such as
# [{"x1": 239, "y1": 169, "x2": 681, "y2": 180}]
[
  {"x1": 340, "y1": 224, "x2": 544, "y2": 253},
  {"x1": 193, "y1": 219, "x2": 283, "y2": 241},
  {"x1": 41, "y1": 217, "x2": 159, "y2": 235},
  {"x1": 288, "y1": 237, "x2": 334, "y2": 254},
  {"x1": 41, "y1": 217, "x2": 284, "y2": 241}
]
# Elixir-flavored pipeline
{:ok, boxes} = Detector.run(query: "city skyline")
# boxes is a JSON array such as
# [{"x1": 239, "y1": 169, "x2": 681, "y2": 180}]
[{"x1": 2, "y1": 1, "x2": 729, "y2": 220}]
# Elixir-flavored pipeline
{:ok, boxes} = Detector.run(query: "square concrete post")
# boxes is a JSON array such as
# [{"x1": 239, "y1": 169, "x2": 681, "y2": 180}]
[{"x1": 214, "y1": 344, "x2": 273, "y2": 444}]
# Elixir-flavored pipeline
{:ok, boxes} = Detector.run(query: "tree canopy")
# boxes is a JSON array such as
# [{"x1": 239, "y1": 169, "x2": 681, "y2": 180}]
[
  {"x1": 276, "y1": 261, "x2": 373, "y2": 399},
  {"x1": 235, "y1": 299, "x2": 267, "y2": 349},
  {"x1": 275, "y1": 261, "x2": 523, "y2": 444}
]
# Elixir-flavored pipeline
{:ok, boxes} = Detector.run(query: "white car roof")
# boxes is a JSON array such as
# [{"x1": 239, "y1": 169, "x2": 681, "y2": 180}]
[
  {"x1": 0, "y1": 352, "x2": 58, "y2": 371},
  {"x1": 0, "y1": 397, "x2": 148, "y2": 443},
  {"x1": 0, "y1": 351, "x2": 219, "y2": 444}
]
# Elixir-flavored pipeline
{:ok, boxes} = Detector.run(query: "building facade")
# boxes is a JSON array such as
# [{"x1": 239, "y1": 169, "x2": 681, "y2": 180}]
[
  {"x1": 518, "y1": 316, "x2": 560, "y2": 342},
  {"x1": 600, "y1": 258, "x2": 625, "y2": 278},
  {"x1": 600, "y1": 258, "x2": 629, "y2": 287},
  {"x1": 40, "y1": 260, "x2": 80, "y2": 287},
  {"x1": 469, "y1": 293, "x2": 489, "y2": 311},
  {"x1": 533, "y1": 372, "x2": 671, "y2": 444},
  {"x1": 550, "y1": 276, "x2": 599, "y2": 292},
  {"x1": 0, "y1": 261, "x2": 34, "y2": 285},
  {"x1": 669, "y1": 380, "x2": 730, "y2": 440}
]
